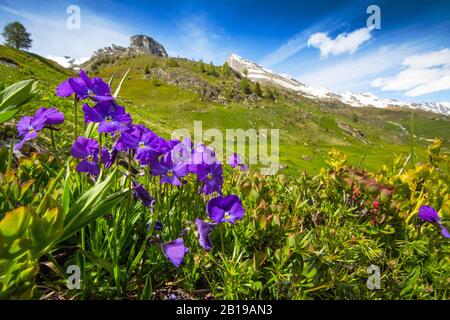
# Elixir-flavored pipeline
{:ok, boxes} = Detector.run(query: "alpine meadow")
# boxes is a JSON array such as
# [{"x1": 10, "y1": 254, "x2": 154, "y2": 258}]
[{"x1": 0, "y1": 0, "x2": 449, "y2": 302}]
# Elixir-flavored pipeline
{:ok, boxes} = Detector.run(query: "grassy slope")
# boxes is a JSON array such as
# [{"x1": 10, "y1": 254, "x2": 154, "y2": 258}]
[
  {"x1": 1, "y1": 47, "x2": 449, "y2": 174},
  {"x1": 94, "y1": 55, "x2": 450, "y2": 174},
  {"x1": 0, "y1": 45, "x2": 71, "y2": 86},
  {"x1": 0, "y1": 45, "x2": 77, "y2": 147}
]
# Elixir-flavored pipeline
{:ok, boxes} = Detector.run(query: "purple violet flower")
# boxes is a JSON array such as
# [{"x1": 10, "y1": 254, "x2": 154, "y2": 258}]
[
  {"x1": 195, "y1": 218, "x2": 215, "y2": 251},
  {"x1": 170, "y1": 138, "x2": 192, "y2": 166},
  {"x1": 15, "y1": 107, "x2": 64, "y2": 150},
  {"x1": 113, "y1": 124, "x2": 150, "y2": 152},
  {"x1": 228, "y1": 153, "x2": 247, "y2": 171},
  {"x1": 154, "y1": 220, "x2": 163, "y2": 231},
  {"x1": 132, "y1": 181, "x2": 155, "y2": 208},
  {"x1": 189, "y1": 143, "x2": 217, "y2": 174},
  {"x1": 418, "y1": 205, "x2": 450, "y2": 238},
  {"x1": 101, "y1": 147, "x2": 117, "y2": 169},
  {"x1": 56, "y1": 69, "x2": 113, "y2": 102},
  {"x1": 162, "y1": 238, "x2": 189, "y2": 268},
  {"x1": 135, "y1": 132, "x2": 171, "y2": 165},
  {"x1": 82, "y1": 101, "x2": 132, "y2": 134},
  {"x1": 152, "y1": 154, "x2": 188, "y2": 186},
  {"x1": 70, "y1": 136, "x2": 100, "y2": 176},
  {"x1": 147, "y1": 220, "x2": 163, "y2": 232},
  {"x1": 117, "y1": 127, "x2": 173, "y2": 165},
  {"x1": 197, "y1": 163, "x2": 224, "y2": 195},
  {"x1": 207, "y1": 195, "x2": 245, "y2": 224}
]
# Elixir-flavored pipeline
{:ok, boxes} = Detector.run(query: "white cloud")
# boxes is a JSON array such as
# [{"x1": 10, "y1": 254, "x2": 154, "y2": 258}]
[
  {"x1": 298, "y1": 45, "x2": 415, "y2": 92},
  {"x1": 372, "y1": 48, "x2": 450, "y2": 97},
  {"x1": 164, "y1": 16, "x2": 234, "y2": 65},
  {"x1": 1, "y1": 3, "x2": 234, "y2": 66},
  {"x1": 307, "y1": 27, "x2": 372, "y2": 59},
  {"x1": 259, "y1": 7, "x2": 358, "y2": 67},
  {"x1": 46, "y1": 55, "x2": 90, "y2": 68},
  {"x1": 0, "y1": 4, "x2": 132, "y2": 60}
]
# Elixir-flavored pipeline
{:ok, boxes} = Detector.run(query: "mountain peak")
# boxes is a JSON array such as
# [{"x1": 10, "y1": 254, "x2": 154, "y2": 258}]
[
  {"x1": 226, "y1": 54, "x2": 450, "y2": 115},
  {"x1": 130, "y1": 35, "x2": 168, "y2": 57},
  {"x1": 92, "y1": 34, "x2": 168, "y2": 59}
]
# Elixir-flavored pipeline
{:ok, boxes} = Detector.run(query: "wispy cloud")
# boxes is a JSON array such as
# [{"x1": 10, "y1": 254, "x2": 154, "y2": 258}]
[
  {"x1": 372, "y1": 48, "x2": 450, "y2": 97},
  {"x1": 259, "y1": 30, "x2": 310, "y2": 68},
  {"x1": 307, "y1": 27, "x2": 372, "y2": 59},
  {"x1": 0, "y1": 3, "x2": 132, "y2": 59},
  {"x1": 165, "y1": 15, "x2": 234, "y2": 64},
  {"x1": 298, "y1": 44, "x2": 421, "y2": 92},
  {"x1": 259, "y1": 19, "x2": 333, "y2": 67}
]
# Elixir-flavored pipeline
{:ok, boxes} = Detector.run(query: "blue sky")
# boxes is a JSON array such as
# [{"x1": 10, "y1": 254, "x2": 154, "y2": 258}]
[{"x1": 1, "y1": 0, "x2": 450, "y2": 103}]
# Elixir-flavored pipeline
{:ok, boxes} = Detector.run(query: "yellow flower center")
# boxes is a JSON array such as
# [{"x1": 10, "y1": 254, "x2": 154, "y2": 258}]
[
  {"x1": 167, "y1": 170, "x2": 173, "y2": 177},
  {"x1": 224, "y1": 212, "x2": 231, "y2": 220},
  {"x1": 87, "y1": 155, "x2": 94, "y2": 162},
  {"x1": 207, "y1": 173, "x2": 213, "y2": 180},
  {"x1": 138, "y1": 141, "x2": 146, "y2": 148}
]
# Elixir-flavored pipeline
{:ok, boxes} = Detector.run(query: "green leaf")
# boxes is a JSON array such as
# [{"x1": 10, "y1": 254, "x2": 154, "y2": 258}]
[
  {"x1": 59, "y1": 170, "x2": 128, "y2": 241},
  {"x1": 41, "y1": 207, "x2": 64, "y2": 238},
  {"x1": 0, "y1": 79, "x2": 38, "y2": 111},
  {"x1": 62, "y1": 162, "x2": 72, "y2": 214},
  {"x1": 0, "y1": 207, "x2": 31, "y2": 239},
  {"x1": 82, "y1": 250, "x2": 114, "y2": 275},
  {"x1": 0, "y1": 109, "x2": 19, "y2": 123},
  {"x1": 113, "y1": 68, "x2": 130, "y2": 98},
  {"x1": 30, "y1": 213, "x2": 47, "y2": 252},
  {"x1": 127, "y1": 244, "x2": 146, "y2": 278},
  {"x1": 400, "y1": 266, "x2": 421, "y2": 297},
  {"x1": 140, "y1": 274, "x2": 152, "y2": 300},
  {"x1": 36, "y1": 168, "x2": 65, "y2": 215}
]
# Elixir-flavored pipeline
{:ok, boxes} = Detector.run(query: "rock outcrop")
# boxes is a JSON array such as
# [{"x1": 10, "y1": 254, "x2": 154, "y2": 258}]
[
  {"x1": 130, "y1": 35, "x2": 168, "y2": 57},
  {"x1": 91, "y1": 35, "x2": 168, "y2": 59}
]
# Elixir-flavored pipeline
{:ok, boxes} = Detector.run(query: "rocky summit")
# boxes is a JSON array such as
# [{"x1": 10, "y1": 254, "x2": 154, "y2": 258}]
[
  {"x1": 92, "y1": 35, "x2": 168, "y2": 58},
  {"x1": 130, "y1": 35, "x2": 168, "y2": 57}
]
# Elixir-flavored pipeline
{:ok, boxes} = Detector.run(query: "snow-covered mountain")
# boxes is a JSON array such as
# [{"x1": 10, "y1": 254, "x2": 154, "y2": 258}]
[
  {"x1": 47, "y1": 55, "x2": 89, "y2": 69},
  {"x1": 226, "y1": 53, "x2": 450, "y2": 116}
]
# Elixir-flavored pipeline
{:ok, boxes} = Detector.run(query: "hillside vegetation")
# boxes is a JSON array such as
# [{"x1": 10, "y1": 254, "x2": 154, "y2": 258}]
[
  {"x1": 0, "y1": 46, "x2": 449, "y2": 300},
  {"x1": 89, "y1": 54, "x2": 449, "y2": 174},
  {"x1": 1, "y1": 46, "x2": 449, "y2": 174}
]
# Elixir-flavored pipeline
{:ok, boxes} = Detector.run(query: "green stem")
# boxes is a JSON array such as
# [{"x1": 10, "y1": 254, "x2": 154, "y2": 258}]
[
  {"x1": 178, "y1": 185, "x2": 184, "y2": 234},
  {"x1": 220, "y1": 224, "x2": 225, "y2": 253},
  {"x1": 98, "y1": 134, "x2": 103, "y2": 165},
  {"x1": 199, "y1": 262, "x2": 213, "y2": 291},
  {"x1": 74, "y1": 96, "x2": 78, "y2": 139},
  {"x1": 49, "y1": 128, "x2": 60, "y2": 161},
  {"x1": 126, "y1": 151, "x2": 133, "y2": 211},
  {"x1": 6, "y1": 134, "x2": 14, "y2": 172}
]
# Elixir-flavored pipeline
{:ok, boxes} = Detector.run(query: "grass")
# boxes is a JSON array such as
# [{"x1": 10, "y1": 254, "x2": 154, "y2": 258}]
[
  {"x1": 0, "y1": 48, "x2": 449, "y2": 300},
  {"x1": 1, "y1": 47, "x2": 449, "y2": 175},
  {"x1": 91, "y1": 55, "x2": 448, "y2": 175}
]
